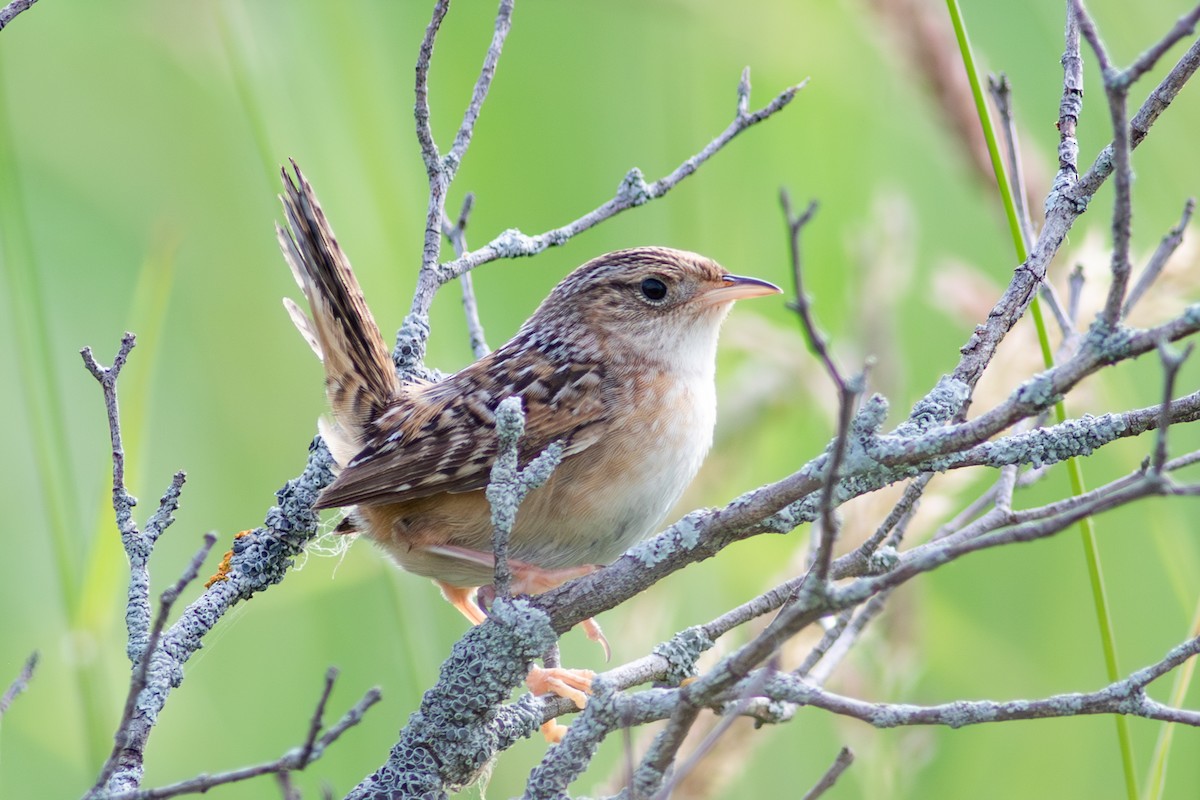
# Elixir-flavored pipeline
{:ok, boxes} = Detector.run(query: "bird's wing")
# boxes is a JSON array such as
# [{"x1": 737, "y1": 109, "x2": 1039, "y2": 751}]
[{"x1": 315, "y1": 350, "x2": 611, "y2": 509}]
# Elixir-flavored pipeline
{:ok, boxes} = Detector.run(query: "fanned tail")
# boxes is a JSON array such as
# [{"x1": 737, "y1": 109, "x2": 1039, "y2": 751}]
[{"x1": 277, "y1": 160, "x2": 400, "y2": 449}]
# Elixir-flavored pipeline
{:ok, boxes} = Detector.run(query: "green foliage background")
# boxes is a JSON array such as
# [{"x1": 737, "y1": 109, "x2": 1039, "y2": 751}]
[{"x1": 2, "y1": 1, "x2": 1200, "y2": 797}]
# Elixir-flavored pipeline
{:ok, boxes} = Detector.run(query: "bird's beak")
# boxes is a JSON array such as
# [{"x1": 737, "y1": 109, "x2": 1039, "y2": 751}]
[{"x1": 697, "y1": 274, "x2": 782, "y2": 306}]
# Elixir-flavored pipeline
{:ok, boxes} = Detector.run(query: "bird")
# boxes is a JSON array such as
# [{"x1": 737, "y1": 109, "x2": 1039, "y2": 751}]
[{"x1": 276, "y1": 162, "x2": 780, "y2": 735}]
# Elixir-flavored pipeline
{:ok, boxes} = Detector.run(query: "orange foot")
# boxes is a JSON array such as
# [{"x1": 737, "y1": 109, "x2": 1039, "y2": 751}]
[{"x1": 526, "y1": 664, "x2": 595, "y2": 743}]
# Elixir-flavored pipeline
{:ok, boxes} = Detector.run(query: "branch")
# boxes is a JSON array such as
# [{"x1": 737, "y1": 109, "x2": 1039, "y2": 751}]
[
  {"x1": 409, "y1": 70, "x2": 806, "y2": 319},
  {"x1": 445, "y1": 0, "x2": 513, "y2": 178},
  {"x1": 0, "y1": 0, "x2": 38, "y2": 32},
  {"x1": 950, "y1": 3, "x2": 1200, "y2": 401},
  {"x1": 801, "y1": 747, "x2": 854, "y2": 800},
  {"x1": 442, "y1": 193, "x2": 491, "y2": 358},
  {"x1": 1151, "y1": 340, "x2": 1194, "y2": 473},
  {"x1": 101, "y1": 676, "x2": 381, "y2": 800},
  {"x1": 1124, "y1": 196, "x2": 1195, "y2": 317},
  {"x1": 77, "y1": 323, "x2": 363, "y2": 795},
  {"x1": 410, "y1": 0, "x2": 514, "y2": 320},
  {"x1": 90, "y1": 534, "x2": 218, "y2": 795},
  {"x1": 779, "y1": 189, "x2": 857, "y2": 581},
  {"x1": 763, "y1": 634, "x2": 1200, "y2": 729},
  {"x1": 485, "y1": 397, "x2": 564, "y2": 599},
  {"x1": 0, "y1": 651, "x2": 38, "y2": 717}
]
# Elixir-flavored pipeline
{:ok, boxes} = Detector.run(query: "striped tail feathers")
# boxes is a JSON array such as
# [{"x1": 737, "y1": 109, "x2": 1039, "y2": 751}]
[{"x1": 277, "y1": 161, "x2": 401, "y2": 445}]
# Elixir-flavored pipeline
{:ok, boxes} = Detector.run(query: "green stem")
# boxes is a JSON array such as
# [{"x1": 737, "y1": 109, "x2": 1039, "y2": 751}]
[{"x1": 945, "y1": 3, "x2": 1138, "y2": 798}]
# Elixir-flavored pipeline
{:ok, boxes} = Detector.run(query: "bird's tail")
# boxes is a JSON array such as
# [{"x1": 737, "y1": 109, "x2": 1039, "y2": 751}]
[{"x1": 277, "y1": 161, "x2": 399, "y2": 454}]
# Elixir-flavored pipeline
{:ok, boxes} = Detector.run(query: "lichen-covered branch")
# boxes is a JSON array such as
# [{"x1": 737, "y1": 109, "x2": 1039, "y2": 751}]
[
  {"x1": 79, "y1": 333, "x2": 365, "y2": 797},
  {"x1": 486, "y1": 397, "x2": 564, "y2": 598},
  {"x1": 0, "y1": 0, "x2": 38, "y2": 32}
]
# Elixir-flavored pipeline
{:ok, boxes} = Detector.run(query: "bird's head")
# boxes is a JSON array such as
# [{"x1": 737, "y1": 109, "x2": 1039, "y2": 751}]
[{"x1": 530, "y1": 247, "x2": 781, "y2": 369}]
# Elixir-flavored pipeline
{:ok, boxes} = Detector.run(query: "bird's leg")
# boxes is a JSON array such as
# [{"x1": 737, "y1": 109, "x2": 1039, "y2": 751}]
[
  {"x1": 435, "y1": 581, "x2": 487, "y2": 625},
  {"x1": 433, "y1": 549, "x2": 606, "y2": 743},
  {"x1": 429, "y1": 545, "x2": 610, "y2": 658}
]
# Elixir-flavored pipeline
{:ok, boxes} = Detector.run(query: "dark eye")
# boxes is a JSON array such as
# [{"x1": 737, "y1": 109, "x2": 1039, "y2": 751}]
[{"x1": 640, "y1": 277, "x2": 668, "y2": 302}]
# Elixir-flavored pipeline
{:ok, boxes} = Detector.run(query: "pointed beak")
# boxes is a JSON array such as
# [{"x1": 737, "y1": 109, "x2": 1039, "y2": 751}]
[{"x1": 697, "y1": 274, "x2": 783, "y2": 306}]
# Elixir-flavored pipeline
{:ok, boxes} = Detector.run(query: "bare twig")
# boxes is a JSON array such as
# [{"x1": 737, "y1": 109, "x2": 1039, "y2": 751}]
[
  {"x1": 1067, "y1": 263, "x2": 1086, "y2": 323},
  {"x1": 1072, "y1": 10, "x2": 1200, "y2": 199},
  {"x1": 766, "y1": 633, "x2": 1200, "y2": 729},
  {"x1": 443, "y1": 193, "x2": 490, "y2": 358},
  {"x1": 0, "y1": 651, "x2": 38, "y2": 717},
  {"x1": 779, "y1": 189, "x2": 860, "y2": 582},
  {"x1": 299, "y1": 668, "x2": 340, "y2": 766},
  {"x1": 82, "y1": 355, "x2": 338, "y2": 798},
  {"x1": 82, "y1": 334, "x2": 176, "y2": 661},
  {"x1": 409, "y1": 72, "x2": 806, "y2": 317},
  {"x1": 1073, "y1": 1, "x2": 1135, "y2": 326},
  {"x1": 0, "y1": 0, "x2": 38, "y2": 32},
  {"x1": 987, "y1": 73, "x2": 1035, "y2": 252},
  {"x1": 1124, "y1": 197, "x2": 1195, "y2": 317},
  {"x1": 446, "y1": 0, "x2": 513, "y2": 177},
  {"x1": 988, "y1": 73, "x2": 1074, "y2": 338},
  {"x1": 414, "y1": 0, "x2": 452, "y2": 284},
  {"x1": 413, "y1": 0, "x2": 449, "y2": 178},
  {"x1": 847, "y1": 473, "x2": 932, "y2": 565},
  {"x1": 801, "y1": 747, "x2": 855, "y2": 800},
  {"x1": 1152, "y1": 340, "x2": 1195, "y2": 472},
  {"x1": 102, "y1": 681, "x2": 382, "y2": 800}
]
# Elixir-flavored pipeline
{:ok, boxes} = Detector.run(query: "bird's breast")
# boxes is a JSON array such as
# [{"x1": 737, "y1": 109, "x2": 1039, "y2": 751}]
[{"x1": 509, "y1": 366, "x2": 717, "y2": 568}]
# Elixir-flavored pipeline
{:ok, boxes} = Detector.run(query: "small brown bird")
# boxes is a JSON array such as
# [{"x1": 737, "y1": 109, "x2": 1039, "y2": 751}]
[{"x1": 277, "y1": 164, "x2": 779, "y2": 727}]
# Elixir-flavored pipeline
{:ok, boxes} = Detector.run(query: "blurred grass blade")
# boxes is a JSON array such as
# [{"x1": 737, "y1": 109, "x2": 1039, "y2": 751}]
[
  {"x1": 944, "y1": 3, "x2": 1139, "y2": 798},
  {"x1": 0, "y1": 59, "x2": 104, "y2": 762},
  {"x1": 212, "y1": 0, "x2": 278, "y2": 190},
  {"x1": 0, "y1": 62, "x2": 81, "y2": 621}
]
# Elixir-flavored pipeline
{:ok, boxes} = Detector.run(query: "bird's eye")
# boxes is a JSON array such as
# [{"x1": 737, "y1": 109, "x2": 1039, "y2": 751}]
[{"x1": 640, "y1": 277, "x2": 668, "y2": 302}]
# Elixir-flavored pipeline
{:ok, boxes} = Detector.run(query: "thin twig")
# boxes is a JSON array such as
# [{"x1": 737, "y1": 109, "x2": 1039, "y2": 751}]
[
  {"x1": 445, "y1": 0, "x2": 514, "y2": 178},
  {"x1": 414, "y1": 0, "x2": 452, "y2": 279},
  {"x1": 766, "y1": 634, "x2": 1200, "y2": 729},
  {"x1": 1072, "y1": 9, "x2": 1200, "y2": 199},
  {"x1": 299, "y1": 668, "x2": 340, "y2": 765},
  {"x1": 806, "y1": 590, "x2": 892, "y2": 686},
  {"x1": 0, "y1": 651, "x2": 38, "y2": 717},
  {"x1": 987, "y1": 73, "x2": 1035, "y2": 253},
  {"x1": 91, "y1": 534, "x2": 218, "y2": 795},
  {"x1": 1067, "y1": 264, "x2": 1086, "y2": 324},
  {"x1": 1152, "y1": 340, "x2": 1195, "y2": 473},
  {"x1": 651, "y1": 666, "x2": 777, "y2": 800},
  {"x1": 780, "y1": 189, "x2": 857, "y2": 582},
  {"x1": 102, "y1": 683, "x2": 382, "y2": 800},
  {"x1": 801, "y1": 747, "x2": 855, "y2": 800},
  {"x1": 1124, "y1": 197, "x2": 1195, "y2": 317},
  {"x1": 443, "y1": 193, "x2": 490, "y2": 358},
  {"x1": 409, "y1": 73, "x2": 806, "y2": 317},
  {"x1": 848, "y1": 473, "x2": 932, "y2": 564},
  {"x1": 413, "y1": 0, "x2": 449, "y2": 178},
  {"x1": 1073, "y1": 1, "x2": 1136, "y2": 326},
  {"x1": 1123, "y1": 4, "x2": 1200, "y2": 86}
]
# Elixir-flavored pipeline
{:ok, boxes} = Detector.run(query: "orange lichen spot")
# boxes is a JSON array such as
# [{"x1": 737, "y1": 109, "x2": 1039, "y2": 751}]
[{"x1": 204, "y1": 529, "x2": 253, "y2": 588}]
